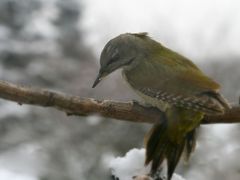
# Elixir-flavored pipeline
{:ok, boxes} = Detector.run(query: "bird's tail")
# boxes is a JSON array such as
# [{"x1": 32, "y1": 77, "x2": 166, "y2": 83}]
[{"x1": 144, "y1": 122, "x2": 196, "y2": 180}]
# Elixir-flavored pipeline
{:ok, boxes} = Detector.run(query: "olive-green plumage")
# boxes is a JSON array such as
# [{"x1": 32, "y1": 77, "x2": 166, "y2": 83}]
[{"x1": 92, "y1": 32, "x2": 230, "y2": 180}]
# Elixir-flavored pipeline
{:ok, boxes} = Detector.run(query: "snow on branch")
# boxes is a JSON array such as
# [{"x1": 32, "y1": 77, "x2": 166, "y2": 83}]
[
  {"x1": 109, "y1": 148, "x2": 186, "y2": 180},
  {"x1": 0, "y1": 80, "x2": 239, "y2": 124}
]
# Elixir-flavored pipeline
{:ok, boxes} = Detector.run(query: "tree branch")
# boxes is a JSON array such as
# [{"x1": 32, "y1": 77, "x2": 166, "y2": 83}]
[{"x1": 0, "y1": 80, "x2": 239, "y2": 124}]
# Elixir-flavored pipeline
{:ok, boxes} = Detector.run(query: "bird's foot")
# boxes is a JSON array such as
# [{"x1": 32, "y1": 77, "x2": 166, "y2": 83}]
[{"x1": 132, "y1": 100, "x2": 153, "y2": 108}]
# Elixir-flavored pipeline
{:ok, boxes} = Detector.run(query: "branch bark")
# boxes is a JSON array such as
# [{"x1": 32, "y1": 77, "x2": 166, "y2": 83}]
[{"x1": 0, "y1": 80, "x2": 239, "y2": 124}]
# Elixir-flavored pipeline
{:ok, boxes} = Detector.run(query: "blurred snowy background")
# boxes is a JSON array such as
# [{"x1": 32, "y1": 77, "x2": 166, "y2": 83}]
[{"x1": 0, "y1": 0, "x2": 240, "y2": 179}]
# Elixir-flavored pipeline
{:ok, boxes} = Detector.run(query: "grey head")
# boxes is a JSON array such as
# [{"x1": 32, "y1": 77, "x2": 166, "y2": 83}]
[{"x1": 92, "y1": 32, "x2": 150, "y2": 88}]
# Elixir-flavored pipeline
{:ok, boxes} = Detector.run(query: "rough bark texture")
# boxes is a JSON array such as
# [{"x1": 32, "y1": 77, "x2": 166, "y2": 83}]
[{"x1": 0, "y1": 80, "x2": 239, "y2": 124}]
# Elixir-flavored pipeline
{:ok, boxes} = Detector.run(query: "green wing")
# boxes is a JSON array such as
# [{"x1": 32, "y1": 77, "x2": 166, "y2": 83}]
[{"x1": 124, "y1": 47, "x2": 229, "y2": 115}]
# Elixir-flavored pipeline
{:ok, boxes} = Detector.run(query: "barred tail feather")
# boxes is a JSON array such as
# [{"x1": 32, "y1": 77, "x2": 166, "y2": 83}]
[
  {"x1": 145, "y1": 123, "x2": 197, "y2": 180},
  {"x1": 184, "y1": 129, "x2": 197, "y2": 162},
  {"x1": 166, "y1": 142, "x2": 185, "y2": 180}
]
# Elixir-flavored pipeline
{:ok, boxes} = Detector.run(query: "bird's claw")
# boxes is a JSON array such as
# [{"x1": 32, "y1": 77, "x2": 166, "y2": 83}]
[{"x1": 132, "y1": 100, "x2": 152, "y2": 108}]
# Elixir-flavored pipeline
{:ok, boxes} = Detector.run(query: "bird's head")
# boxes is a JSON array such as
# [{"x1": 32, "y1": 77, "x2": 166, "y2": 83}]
[{"x1": 92, "y1": 32, "x2": 150, "y2": 88}]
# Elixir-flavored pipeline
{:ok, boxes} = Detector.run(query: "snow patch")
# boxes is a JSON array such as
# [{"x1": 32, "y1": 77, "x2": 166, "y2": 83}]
[{"x1": 109, "y1": 148, "x2": 186, "y2": 180}]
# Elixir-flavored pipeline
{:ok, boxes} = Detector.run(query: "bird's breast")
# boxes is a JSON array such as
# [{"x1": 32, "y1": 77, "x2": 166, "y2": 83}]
[{"x1": 122, "y1": 69, "x2": 169, "y2": 112}]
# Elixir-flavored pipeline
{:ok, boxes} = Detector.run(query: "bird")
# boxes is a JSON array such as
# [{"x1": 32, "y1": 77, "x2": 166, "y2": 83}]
[{"x1": 92, "y1": 32, "x2": 230, "y2": 180}]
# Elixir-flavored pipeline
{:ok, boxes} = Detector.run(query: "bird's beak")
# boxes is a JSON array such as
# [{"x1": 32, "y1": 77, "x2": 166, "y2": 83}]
[{"x1": 92, "y1": 72, "x2": 105, "y2": 88}]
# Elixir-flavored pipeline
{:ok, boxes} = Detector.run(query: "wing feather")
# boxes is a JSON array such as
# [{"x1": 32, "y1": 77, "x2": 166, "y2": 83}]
[
  {"x1": 138, "y1": 87, "x2": 227, "y2": 115},
  {"x1": 123, "y1": 46, "x2": 230, "y2": 115}
]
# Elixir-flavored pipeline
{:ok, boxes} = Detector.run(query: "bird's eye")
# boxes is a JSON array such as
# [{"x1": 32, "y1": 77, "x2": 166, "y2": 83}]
[
  {"x1": 111, "y1": 48, "x2": 119, "y2": 58},
  {"x1": 106, "y1": 57, "x2": 119, "y2": 66},
  {"x1": 106, "y1": 50, "x2": 120, "y2": 66}
]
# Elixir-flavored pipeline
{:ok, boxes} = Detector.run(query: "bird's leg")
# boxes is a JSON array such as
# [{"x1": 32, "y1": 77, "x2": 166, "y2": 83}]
[{"x1": 132, "y1": 99, "x2": 153, "y2": 108}]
